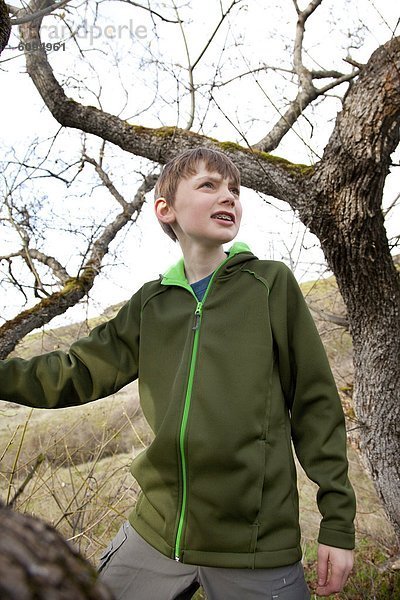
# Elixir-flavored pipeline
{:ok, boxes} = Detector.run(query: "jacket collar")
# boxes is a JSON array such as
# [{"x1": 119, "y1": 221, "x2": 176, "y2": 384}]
[{"x1": 161, "y1": 242, "x2": 254, "y2": 286}]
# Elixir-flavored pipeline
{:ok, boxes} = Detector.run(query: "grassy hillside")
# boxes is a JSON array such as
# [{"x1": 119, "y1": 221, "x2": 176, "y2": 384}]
[{"x1": 1, "y1": 275, "x2": 399, "y2": 598}]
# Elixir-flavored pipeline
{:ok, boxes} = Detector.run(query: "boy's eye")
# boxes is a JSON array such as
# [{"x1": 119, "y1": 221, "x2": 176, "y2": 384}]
[{"x1": 199, "y1": 181, "x2": 239, "y2": 196}]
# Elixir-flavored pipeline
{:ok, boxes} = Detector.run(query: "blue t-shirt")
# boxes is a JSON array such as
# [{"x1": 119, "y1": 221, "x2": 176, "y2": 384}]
[{"x1": 191, "y1": 273, "x2": 213, "y2": 301}]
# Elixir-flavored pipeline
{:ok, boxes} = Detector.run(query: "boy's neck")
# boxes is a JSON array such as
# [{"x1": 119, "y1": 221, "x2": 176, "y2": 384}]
[{"x1": 180, "y1": 241, "x2": 227, "y2": 284}]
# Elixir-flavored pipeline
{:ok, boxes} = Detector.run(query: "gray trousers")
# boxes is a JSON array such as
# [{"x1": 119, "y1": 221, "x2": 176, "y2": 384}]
[{"x1": 98, "y1": 522, "x2": 311, "y2": 600}]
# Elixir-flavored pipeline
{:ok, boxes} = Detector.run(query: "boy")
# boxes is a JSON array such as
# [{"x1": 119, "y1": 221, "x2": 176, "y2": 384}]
[{"x1": 0, "y1": 148, "x2": 355, "y2": 599}]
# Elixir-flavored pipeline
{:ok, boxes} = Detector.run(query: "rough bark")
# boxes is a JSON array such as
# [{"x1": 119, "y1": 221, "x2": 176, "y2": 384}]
[
  {"x1": 0, "y1": 278, "x2": 93, "y2": 360},
  {"x1": 0, "y1": 502, "x2": 114, "y2": 599},
  {"x1": 307, "y1": 37, "x2": 400, "y2": 541},
  {"x1": 10, "y1": 3, "x2": 400, "y2": 544},
  {"x1": 0, "y1": 0, "x2": 11, "y2": 53}
]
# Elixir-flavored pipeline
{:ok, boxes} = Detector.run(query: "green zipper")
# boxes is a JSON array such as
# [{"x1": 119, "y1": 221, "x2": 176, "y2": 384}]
[
  {"x1": 174, "y1": 299, "x2": 202, "y2": 561},
  {"x1": 174, "y1": 255, "x2": 232, "y2": 562}
]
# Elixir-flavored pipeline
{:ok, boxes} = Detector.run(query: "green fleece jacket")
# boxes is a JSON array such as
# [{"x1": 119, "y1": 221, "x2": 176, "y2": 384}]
[{"x1": 0, "y1": 242, "x2": 355, "y2": 568}]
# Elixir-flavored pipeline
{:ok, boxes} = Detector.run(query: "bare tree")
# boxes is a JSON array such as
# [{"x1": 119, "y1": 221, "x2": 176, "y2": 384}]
[
  {"x1": 0, "y1": 143, "x2": 158, "y2": 358},
  {"x1": 0, "y1": 0, "x2": 11, "y2": 53},
  {"x1": 1, "y1": 0, "x2": 400, "y2": 548}
]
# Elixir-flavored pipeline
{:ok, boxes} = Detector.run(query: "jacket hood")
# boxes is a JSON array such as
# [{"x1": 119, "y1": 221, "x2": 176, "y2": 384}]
[{"x1": 161, "y1": 241, "x2": 255, "y2": 286}]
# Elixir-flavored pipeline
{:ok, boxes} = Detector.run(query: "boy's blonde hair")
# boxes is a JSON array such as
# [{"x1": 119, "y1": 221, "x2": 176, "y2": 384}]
[{"x1": 155, "y1": 147, "x2": 241, "y2": 241}]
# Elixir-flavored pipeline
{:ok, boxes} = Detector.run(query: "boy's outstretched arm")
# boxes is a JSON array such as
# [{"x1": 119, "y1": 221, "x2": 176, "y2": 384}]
[
  {"x1": 0, "y1": 288, "x2": 142, "y2": 409},
  {"x1": 316, "y1": 544, "x2": 354, "y2": 596}
]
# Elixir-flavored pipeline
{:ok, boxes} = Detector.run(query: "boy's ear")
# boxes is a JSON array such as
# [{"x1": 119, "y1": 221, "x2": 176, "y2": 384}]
[{"x1": 154, "y1": 197, "x2": 175, "y2": 224}]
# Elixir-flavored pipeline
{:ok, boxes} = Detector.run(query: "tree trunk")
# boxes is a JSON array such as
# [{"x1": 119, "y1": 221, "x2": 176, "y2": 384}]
[
  {"x1": 0, "y1": 502, "x2": 114, "y2": 599},
  {"x1": 305, "y1": 37, "x2": 400, "y2": 542},
  {"x1": 0, "y1": 0, "x2": 11, "y2": 54}
]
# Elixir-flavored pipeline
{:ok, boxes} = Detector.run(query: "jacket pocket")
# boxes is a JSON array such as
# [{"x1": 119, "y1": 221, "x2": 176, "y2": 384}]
[{"x1": 98, "y1": 521, "x2": 129, "y2": 573}]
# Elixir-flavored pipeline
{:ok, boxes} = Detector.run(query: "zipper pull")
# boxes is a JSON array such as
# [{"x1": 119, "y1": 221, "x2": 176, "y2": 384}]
[{"x1": 192, "y1": 302, "x2": 202, "y2": 330}]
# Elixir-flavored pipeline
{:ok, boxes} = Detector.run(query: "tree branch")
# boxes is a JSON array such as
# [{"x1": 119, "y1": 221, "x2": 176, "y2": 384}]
[
  {"x1": 253, "y1": 0, "x2": 357, "y2": 153},
  {"x1": 0, "y1": 170, "x2": 158, "y2": 358},
  {"x1": 191, "y1": 0, "x2": 240, "y2": 71},
  {"x1": 383, "y1": 191, "x2": 400, "y2": 217},
  {"x1": 0, "y1": 248, "x2": 70, "y2": 284},
  {"x1": 83, "y1": 154, "x2": 129, "y2": 211},
  {"x1": 18, "y1": 10, "x2": 308, "y2": 207},
  {"x1": 293, "y1": 0, "x2": 323, "y2": 85},
  {"x1": 9, "y1": 0, "x2": 71, "y2": 25},
  {"x1": 115, "y1": 0, "x2": 179, "y2": 24},
  {"x1": 172, "y1": 0, "x2": 195, "y2": 130},
  {"x1": 212, "y1": 65, "x2": 296, "y2": 89},
  {"x1": 8, "y1": 454, "x2": 45, "y2": 507},
  {"x1": 311, "y1": 68, "x2": 349, "y2": 79},
  {"x1": 309, "y1": 303, "x2": 349, "y2": 329},
  {"x1": 25, "y1": 248, "x2": 71, "y2": 284},
  {"x1": 3, "y1": 194, "x2": 50, "y2": 297},
  {"x1": 172, "y1": 0, "x2": 242, "y2": 130},
  {"x1": 252, "y1": 87, "x2": 318, "y2": 153},
  {"x1": 83, "y1": 171, "x2": 158, "y2": 278},
  {"x1": 3, "y1": 258, "x2": 29, "y2": 304}
]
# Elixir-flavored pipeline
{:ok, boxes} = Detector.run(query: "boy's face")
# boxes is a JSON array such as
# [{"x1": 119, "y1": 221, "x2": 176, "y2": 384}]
[{"x1": 156, "y1": 162, "x2": 242, "y2": 248}]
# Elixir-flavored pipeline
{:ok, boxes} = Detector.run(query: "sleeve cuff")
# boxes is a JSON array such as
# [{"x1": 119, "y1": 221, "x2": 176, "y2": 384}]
[{"x1": 318, "y1": 526, "x2": 355, "y2": 550}]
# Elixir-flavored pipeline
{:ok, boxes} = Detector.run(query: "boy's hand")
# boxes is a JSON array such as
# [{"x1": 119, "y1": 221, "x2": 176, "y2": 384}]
[{"x1": 316, "y1": 543, "x2": 353, "y2": 596}]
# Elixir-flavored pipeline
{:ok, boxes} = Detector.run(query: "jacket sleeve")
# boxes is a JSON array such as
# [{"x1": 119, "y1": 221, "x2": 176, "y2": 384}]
[
  {"x1": 0, "y1": 287, "x2": 142, "y2": 409},
  {"x1": 269, "y1": 263, "x2": 356, "y2": 550}
]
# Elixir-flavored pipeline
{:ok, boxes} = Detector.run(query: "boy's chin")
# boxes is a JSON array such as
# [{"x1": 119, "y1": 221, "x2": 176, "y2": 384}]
[
  {"x1": 218, "y1": 231, "x2": 239, "y2": 244},
  {"x1": 209, "y1": 227, "x2": 239, "y2": 243},
  {"x1": 179, "y1": 229, "x2": 239, "y2": 248},
  {"x1": 204, "y1": 233, "x2": 237, "y2": 247}
]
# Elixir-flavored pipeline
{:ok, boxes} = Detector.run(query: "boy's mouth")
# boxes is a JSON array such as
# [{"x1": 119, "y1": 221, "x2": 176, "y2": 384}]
[{"x1": 211, "y1": 211, "x2": 235, "y2": 223}]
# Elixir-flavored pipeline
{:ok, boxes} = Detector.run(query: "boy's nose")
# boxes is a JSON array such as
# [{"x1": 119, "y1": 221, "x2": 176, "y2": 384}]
[{"x1": 221, "y1": 189, "x2": 236, "y2": 205}]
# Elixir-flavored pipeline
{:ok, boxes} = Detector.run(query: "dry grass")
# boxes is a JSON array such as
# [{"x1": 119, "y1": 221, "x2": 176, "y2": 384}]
[
  {"x1": 1, "y1": 394, "x2": 398, "y2": 598},
  {"x1": 0, "y1": 383, "x2": 151, "y2": 564},
  {"x1": 0, "y1": 383, "x2": 151, "y2": 474}
]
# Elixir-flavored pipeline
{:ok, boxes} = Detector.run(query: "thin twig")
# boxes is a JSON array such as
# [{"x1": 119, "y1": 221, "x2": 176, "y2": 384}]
[
  {"x1": 8, "y1": 454, "x2": 45, "y2": 507},
  {"x1": 9, "y1": 0, "x2": 72, "y2": 25}
]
